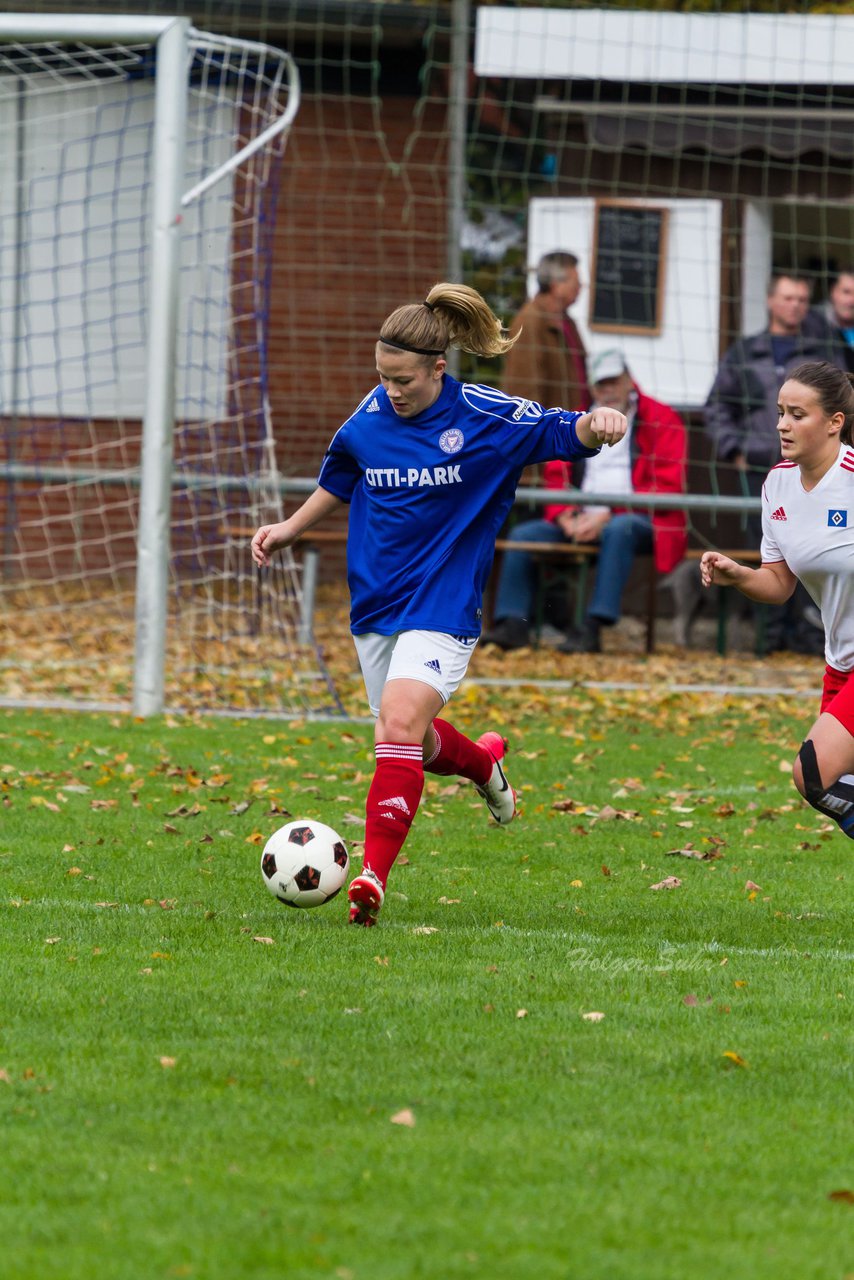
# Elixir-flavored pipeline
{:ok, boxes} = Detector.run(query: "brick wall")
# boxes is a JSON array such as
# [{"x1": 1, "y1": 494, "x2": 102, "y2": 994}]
[
  {"x1": 265, "y1": 92, "x2": 449, "y2": 573},
  {"x1": 0, "y1": 89, "x2": 448, "y2": 585}
]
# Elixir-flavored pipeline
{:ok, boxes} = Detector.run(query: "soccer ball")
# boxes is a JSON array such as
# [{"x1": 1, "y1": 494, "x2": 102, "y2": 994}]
[{"x1": 260, "y1": 819, "x2": 350, "y2": 909}]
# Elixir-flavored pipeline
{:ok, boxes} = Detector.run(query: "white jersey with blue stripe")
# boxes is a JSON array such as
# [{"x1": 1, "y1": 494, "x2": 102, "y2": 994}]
[{"x1": 317, "y1": 373, "x2": 596, "y2": 637}]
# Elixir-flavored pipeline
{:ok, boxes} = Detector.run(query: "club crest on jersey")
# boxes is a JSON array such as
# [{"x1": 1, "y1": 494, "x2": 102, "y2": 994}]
[
  {"x1": 439, "y1": 428, "x2": 464, "y2": 454},
  {"x1": 828, "y1": 509, "x2": 848, "y2": 528}
]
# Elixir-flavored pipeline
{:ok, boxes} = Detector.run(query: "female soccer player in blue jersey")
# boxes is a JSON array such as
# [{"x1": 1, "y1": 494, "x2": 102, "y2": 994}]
[
  {"x1": 251, "y1": 283, "x2": 626, "y2": 925},
  {"x1": 702, "y1": 361, "x2": 854, "y2": 843}
]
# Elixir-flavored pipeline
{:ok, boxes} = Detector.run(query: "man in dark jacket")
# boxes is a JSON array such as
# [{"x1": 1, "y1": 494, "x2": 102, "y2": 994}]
[{"x1": 704, "y1": 271, "x2": 850, "y2": 651}]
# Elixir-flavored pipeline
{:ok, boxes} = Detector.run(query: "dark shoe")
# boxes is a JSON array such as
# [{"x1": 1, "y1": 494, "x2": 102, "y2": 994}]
[
  {"x1": 481, "y1": 616, "x2": 530, "y2": 650},
  {"x1": 558, "y1": 620, "x2": 602, "y2": 654}
]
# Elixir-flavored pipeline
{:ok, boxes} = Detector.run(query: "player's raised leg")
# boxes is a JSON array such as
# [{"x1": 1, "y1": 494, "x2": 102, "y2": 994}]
[{"x1": 423, "y1": 718, "x2": 517, "y2": 824}]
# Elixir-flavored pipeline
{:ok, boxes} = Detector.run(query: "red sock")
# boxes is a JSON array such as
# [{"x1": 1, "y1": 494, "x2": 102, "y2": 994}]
[
  {"x1": 423, "y1": 718, "x2": 492, "y2": 786},
  {"x1": 363, "y1": 743, "x2": 424, "y2": 889}
]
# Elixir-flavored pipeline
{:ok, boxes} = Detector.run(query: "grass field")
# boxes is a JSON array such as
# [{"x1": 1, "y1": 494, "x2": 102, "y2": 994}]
[{"x1": 1, "y1": 692, "x2": 851, "y2": 1280}]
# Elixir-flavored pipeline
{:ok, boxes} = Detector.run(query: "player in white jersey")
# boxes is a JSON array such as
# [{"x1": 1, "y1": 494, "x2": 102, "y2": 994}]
[
  {"x1": 701, "y1": 361, "x2": 854, "y2": 842},
  {"x1": 251, "y1": 282, "x2": 626, "y2": 925}
]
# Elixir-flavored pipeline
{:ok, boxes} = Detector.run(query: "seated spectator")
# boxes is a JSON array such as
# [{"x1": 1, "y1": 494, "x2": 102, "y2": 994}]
[{"x1": 483, "y1": 350, "x2": 688, "y2": 653}]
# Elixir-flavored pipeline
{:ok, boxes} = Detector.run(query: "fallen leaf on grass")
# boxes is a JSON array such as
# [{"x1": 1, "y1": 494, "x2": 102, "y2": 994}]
[
  {"x1": 516, "y1": 1009, "x2": 528, "y2": 1019},
  {"x1": 390, "y1": 1108, "x2": 416, "y2": 1127},
  {"x1": 745, "y1": 880, "x2": 762, "y2": 891},
  {"x1": 551, "y1": 798, "x2": 586, "y2": 813},
  {"x1": 437, "y1": 896, "x2": 460, "y2": 905},
  {"x1": 412, "y1": 926, "x2": 438, "y2": 936},
  {"x1": 252, "y1": 936, "x2": 275, "y2": 945},
  {"x1": 158, "y1": 1056, "x2": 177, "y2": 1069},
  {"x1": 722, "y1": 1051, "x2": 749, "y2": 1069},
  {"x1": 165, "y1": 803, "x2": 203, "y2": 818},
  {"x1": 0, "y1": 1068, "x2": 10, "y2": 1083},
  {"x1": 581, "y1": 1011, "x2": 605, "y2": 1022},
  {"x1": 650, "y1": 877, "x2": 682, "y2": 891},
  {"x1": 594, "y1": 805, "x2": 639, "y2": 822},
  {"x1": 666, "y1": 845, "x2": 722, "y2": 861},
  {"x1": 827, "y1": 1189, "x2": 854, "y2": 1204},
  {"x1": 683, "y1": 993, "x2": 699, "y2": 1006}
]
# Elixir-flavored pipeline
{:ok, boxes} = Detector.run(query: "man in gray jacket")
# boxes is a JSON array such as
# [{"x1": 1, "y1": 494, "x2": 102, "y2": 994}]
[{"x1": 703, "y1": 271, "x2": 849, "y2": 652}]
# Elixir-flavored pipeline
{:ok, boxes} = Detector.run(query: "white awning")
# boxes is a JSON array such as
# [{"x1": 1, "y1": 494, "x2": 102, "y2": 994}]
[{"x1": 476, "y1": 8, "x2": 854, "y2": 86}]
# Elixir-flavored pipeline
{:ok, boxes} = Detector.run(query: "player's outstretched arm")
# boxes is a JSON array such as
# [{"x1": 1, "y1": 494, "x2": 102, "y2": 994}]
[
  {"x1": 700, "y1": 551, "x2": 796, "y2": 603},
  {"x1": 575, "y1": 407, "x2": 628, "y2": 449},
  {"x1": 251, "y1": 487, "x2": 343, "y2": 568}
]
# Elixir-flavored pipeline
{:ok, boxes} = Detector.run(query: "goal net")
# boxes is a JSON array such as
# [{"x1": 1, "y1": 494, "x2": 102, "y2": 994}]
[{"x1": 0, "y1": 18, "x2": 343, "y2": 717}]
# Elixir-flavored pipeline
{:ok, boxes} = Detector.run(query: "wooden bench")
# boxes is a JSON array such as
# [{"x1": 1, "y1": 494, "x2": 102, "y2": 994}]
[
  {"x1": 222, "y1": 525, "x2": 347, "y2": 643},
  {"x1": 488, "y1": 538, "x2": 659, "y2": 654},
  {"x1": 226, "y1": 526, "x2": 661, "y2": 652}
]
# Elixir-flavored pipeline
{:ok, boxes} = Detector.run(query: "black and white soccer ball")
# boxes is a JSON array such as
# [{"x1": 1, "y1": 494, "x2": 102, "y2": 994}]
[{"x1": 260, "y1": 819, "x2": 350, "y2": 909}]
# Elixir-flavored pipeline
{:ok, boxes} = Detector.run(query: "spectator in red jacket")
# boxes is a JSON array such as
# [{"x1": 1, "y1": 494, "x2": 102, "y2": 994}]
[{"x1": 483, "y1": 349, "x2": 688, "y2": 653}]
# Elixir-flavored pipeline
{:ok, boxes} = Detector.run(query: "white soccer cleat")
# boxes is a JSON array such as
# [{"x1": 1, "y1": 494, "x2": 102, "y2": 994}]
[{"x1": 475, "y1": 731, "x2": 517, "y2": 825}]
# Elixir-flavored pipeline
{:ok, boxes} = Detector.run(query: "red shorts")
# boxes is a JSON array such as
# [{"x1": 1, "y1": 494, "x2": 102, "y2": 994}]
[{"x1": 820, "y1": 664, "x2": 854, "y2": 734}]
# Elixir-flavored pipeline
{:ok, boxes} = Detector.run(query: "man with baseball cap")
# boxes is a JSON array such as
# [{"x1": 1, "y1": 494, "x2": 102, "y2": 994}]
[{"x1": 483, "y1": 349, "x2": 687, "y2": 653}]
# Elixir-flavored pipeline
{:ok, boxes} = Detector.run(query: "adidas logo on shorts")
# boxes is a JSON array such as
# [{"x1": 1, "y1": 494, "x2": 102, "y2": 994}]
[{"x1": 424, "y1": 658, "x2": 442, "y2": 673}]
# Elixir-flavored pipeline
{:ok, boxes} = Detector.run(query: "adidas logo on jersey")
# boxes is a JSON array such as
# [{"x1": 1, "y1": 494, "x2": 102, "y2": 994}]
[
  {"x1": 366, "y1": 397, "x2": 380, "y2": 413},
  {"x1": 424, "y1": 658, "x2": 442, "y2": 674},
  {"x1": 378, "y1": 795, "x2": 411, "y2": 816},
  {"x1": 770, "y1": 506, "x2": 787, "y2": 521}
]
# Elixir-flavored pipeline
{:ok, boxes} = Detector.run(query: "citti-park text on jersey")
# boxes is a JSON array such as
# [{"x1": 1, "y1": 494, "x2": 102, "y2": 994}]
[{"x1": 365, "y1": 465, "x2": 462, "y2": 488}]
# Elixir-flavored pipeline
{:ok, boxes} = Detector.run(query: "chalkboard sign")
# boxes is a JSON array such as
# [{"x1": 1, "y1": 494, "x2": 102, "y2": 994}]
[{"x1": 589, "y1": 201, "x2": 668, "y2": 335}]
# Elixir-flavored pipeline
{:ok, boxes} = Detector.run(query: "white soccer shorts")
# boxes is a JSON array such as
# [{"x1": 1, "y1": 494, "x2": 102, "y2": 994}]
[{"x1": 353, "y1": 629, "x2": 478, "y2": 717}]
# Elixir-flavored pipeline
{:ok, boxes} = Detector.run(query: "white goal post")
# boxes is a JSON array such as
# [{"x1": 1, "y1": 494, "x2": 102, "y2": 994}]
[{"x1": 0, "y1": 16, "x2": 339, "y2": 717}]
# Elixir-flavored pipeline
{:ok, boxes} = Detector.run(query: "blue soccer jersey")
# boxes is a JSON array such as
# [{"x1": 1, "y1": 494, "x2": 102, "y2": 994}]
[{"x1": 317, "y1": 374, "x2": 597, "y2": 637}]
